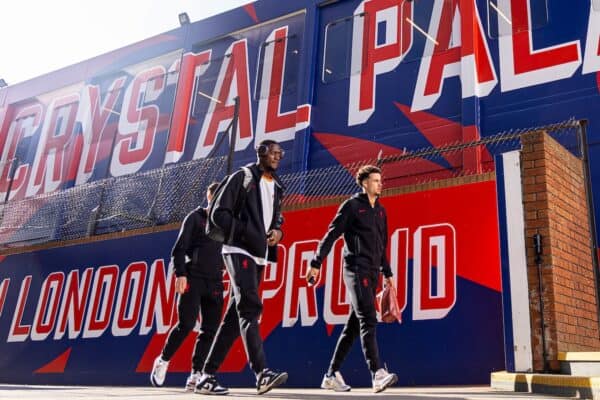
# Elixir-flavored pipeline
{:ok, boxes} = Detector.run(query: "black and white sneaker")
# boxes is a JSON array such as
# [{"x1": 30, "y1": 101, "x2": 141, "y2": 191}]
[
  {"x1": 256, "y1": 368, "x2": 288, "y2": 395},
  {"x1": 195, "y1": 374, "x2": 229, "y2": 395}
]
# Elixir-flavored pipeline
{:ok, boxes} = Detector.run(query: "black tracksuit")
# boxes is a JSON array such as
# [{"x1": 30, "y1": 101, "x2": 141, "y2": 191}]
[
  {"x1": 161, "y1": 207, "x2": 224, "y2": 372},
  {"x1": 203, "y1": 163, "x2": 284, "y2": 375},
  {"x1": 311, "y1": 193, "x2": 392, "y2": 374}
]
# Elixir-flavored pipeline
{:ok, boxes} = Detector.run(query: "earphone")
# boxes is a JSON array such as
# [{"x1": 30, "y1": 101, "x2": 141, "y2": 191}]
[{"x1": 257, "y1": 144, "x2": 269, "y2": 157}]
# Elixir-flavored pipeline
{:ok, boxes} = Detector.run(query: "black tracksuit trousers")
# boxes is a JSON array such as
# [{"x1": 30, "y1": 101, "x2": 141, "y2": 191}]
[
  {"x1": 328, "y1": 267, "x2": 382, "y2": 374},
  {"x1": 161, "y1": 277, "x2": 224, "y2": 372},
  {"x1": 203, "y1": 253, "x2": 267, "y2": 375}
]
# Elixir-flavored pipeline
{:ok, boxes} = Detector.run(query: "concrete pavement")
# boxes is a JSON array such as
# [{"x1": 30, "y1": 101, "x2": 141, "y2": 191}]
[{"x1": 0, "y1": 385, "x2": 575, "y2": 400}]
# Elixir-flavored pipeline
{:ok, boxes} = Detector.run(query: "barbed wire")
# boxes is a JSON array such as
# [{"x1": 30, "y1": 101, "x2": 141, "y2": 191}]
[{"x1": 0, "y1": 119, "x2": 582, "y2": 249}]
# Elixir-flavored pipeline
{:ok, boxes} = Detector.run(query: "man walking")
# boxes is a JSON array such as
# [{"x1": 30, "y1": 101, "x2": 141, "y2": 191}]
[
  {"x1": 150, "y1": 182, "x2": 225, "y2": 390},
  {"x1": 306, "y1": 165, "x2": 398, "y2": 393},
  {"x1": 196, "y1": 139, "x2": 287, "y2": 395}
]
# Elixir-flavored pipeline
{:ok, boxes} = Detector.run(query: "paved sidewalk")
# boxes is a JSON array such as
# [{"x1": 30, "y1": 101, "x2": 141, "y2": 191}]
[{"x1": 0, "y1": 385, "x2": 575, "y2": 400}]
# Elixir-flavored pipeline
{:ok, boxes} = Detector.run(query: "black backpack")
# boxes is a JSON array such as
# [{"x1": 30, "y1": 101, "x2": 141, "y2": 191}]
[{"x1": 205, "y1": 167, "x2": 252, "y2": 243}]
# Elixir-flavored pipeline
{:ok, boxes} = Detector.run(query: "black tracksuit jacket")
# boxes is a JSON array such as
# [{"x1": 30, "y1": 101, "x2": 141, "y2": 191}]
[
  {"x1": 210, "y1": 163, "x2": 284, "y2": 263},
  {"x1": 311, "y1": 193, "x2": 393, "y2": 277},
  {"x1": 171, "y1": 207, "x2": 223, "y2": 280}
]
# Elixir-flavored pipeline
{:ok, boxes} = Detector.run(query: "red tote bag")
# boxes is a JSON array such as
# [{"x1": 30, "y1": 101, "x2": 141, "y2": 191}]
[{"x1": 377, "y1": 284, "x2": 402, "y2": 323}]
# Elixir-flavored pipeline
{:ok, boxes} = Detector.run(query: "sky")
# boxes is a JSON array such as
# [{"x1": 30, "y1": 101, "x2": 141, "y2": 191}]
[{"x1": 0, "y1": 0, "x2": 253, "y2": 85}]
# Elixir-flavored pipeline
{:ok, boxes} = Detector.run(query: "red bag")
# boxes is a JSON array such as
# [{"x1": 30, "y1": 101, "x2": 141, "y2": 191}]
[{"x1": 377, "y1": 284, "x2": 402, "y2": 323}]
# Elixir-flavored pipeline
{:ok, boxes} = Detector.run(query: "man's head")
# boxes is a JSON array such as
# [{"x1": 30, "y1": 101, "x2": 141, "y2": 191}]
[
  {"x1": 256, "y1": 139, "x2": 284, "y2": 172},
  {"x1": 207, "y1": 181, "x2": 219, "y2": 204},
  {"x1": 355, "y1": 165, "x2": 382, "y2": 197}
]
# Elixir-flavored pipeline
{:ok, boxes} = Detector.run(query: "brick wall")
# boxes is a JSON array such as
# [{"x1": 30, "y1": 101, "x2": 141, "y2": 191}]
[{"x1": 521, "y1": 130, "x2": 600, "y2": 371}]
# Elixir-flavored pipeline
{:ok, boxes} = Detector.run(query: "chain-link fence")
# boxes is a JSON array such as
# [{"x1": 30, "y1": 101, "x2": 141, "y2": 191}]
[
  {"x1": 283, "y1": 119, "x2": 582, "y2": 207},
  {"x1": 0, "y1": 119, "x2": 583, "y2": 249},
  {"x1": 0, "y1": 156, "x2": 228, "y2": 246}
]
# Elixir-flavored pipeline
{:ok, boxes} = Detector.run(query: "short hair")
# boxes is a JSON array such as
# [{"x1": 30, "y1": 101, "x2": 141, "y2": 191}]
[
  {"x1": 256, "y1": 139, "x2": 279, "y2": 156},
  {"x1": 207, "y1": 182, "x2": 219, "y2": 196},
  {"x1": 355, "y1": 165, "x2": 381, "y2": 187}
]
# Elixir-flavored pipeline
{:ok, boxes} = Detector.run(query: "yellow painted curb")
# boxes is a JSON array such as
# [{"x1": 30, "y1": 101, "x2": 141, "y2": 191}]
[
  {"x1": 558, "y1": 352, "x2": 600, "y2": 361},
  {"x1": 491, "y1": 371, "x2": 600, "y2": 389}
]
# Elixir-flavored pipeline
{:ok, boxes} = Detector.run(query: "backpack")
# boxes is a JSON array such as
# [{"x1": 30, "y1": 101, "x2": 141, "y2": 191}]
[{"x1": 205, "y1": 166, "x2": 252, "y2": 243}]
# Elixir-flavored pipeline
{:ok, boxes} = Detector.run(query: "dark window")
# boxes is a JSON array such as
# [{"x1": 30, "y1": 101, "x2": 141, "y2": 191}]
[
  {"x1": 191, "y1": 54, "x2": 227, "y2": 118},
  {"x1": 487, "y1": 0, "x2": 548, "y2": 38},
  {"x1": 322, "y1": 13, "x2": 366, "y2": 83},
  {"x1": 402, "y1": 0, "x2": 461, "y2": 62},
  {"x1": 254, "y1": 33, "x2": 300, "y2": 100}
]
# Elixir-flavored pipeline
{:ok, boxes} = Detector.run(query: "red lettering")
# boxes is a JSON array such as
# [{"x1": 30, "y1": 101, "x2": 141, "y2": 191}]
[
  {"x1": 8, "y1": 276, "x2": 32, "y2": 342},
  {"x1": 32, "y1": 272, "x2": 64, "y2": 340},
  {"x1": 166, "y1": 51, "x2": 211, "y2": 163},
  {"x1": 412, "y1": 0, "x2": 497, "y2": 111},
  {"x1": 83, "y1": 265, "x2": 118, "y2": 337},
  {"x1": 283, "y1": 240, "x2": 319, "y2": 327},
  {"x1": 140, "y1": 259, "x2": 177, "y2": 335},
  {"x1": 0, "y1": 278, "x2": 9, "y2": 317},
  {"x1": 111, "y1": 67, "x2": 166, "y2": 176},
  {"x1": 195, "y1": 40, "x2": 253, "y2": 159},
  {"x1": 55, "y1": 268, "x2": 93, "y2": 339},
  {"x1": 256, "y1": 27, "x2": 310, "y2": 144},
  {"x1": 413, "y1": 224, "x2": 456, "y2": 320},
  {"x1": 0, "y1": 105, "x2": 42, "y2": 199},
  {"x1": 499, "y1": 0, "x2": 581, "y2": 91},
  {"x1": 76, "y1": 78, "x2": 126, "y2": 183},
  {"x1": 113, "y1": 262, "x2": 147, "y2": 335},
  {"x1": 349, "y1": 0, "x2": 413, "y2": 125},
  {"x1": 27, "y1": 94, "x2": 80, "y2": 196}
]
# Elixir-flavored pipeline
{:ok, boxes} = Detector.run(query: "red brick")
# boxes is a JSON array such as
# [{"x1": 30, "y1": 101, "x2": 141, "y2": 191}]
[{"x1": 520, "y1": 131, "x2": 600, "y2": 371}]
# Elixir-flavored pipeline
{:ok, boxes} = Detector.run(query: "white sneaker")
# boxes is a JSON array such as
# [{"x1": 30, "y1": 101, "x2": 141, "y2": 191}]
[
  {"x1": 321, "y1": 371, "x2": 351, "y2": 392},
  {"x1": 372, "y1": 368, "x2": 397, "y2": 393},
  {"x1": 185, "y1": 371, "x2": 201, "y2": 391},
  {"x1": 150, "y1": 356, "x2": 169, "y2": 387}
]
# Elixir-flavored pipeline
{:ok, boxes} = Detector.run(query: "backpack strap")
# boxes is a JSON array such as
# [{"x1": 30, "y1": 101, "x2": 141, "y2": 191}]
[
  {"x1": 241, "y1": 166, "x2": 252, "y2": 190},
  {"x1": 225, "y1": 167, "x2": 253, "y2": 244},
  {"x1": 234, "y1": 166, "x2": 253, "y2": 214}
]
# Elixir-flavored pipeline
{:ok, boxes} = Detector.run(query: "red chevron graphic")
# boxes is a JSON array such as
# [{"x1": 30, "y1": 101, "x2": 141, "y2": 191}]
[
  {"x1": 244, "y1": 4, "x2": 259, "y2": 23},
  {"x1": 394, "y1": 102, "x2": 494, "y2": 174},
  {"x1": 137, "y1": 268, "x2": 289, "y2": 373},
  {"x1": 313, "y1": 132, "x2": 454, "y2": 188},
  {"x1": 35, "y1": 348, "x2": 72, "y2": 374}
]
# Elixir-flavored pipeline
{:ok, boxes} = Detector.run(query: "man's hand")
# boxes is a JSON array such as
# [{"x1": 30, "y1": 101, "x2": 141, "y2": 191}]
[
  {"x1": 175, "y1": 276, "x2": 188, "y2": 294},
  {"x1": 306, "y1": 267, "x2": 320, "y2": 286},
  {"x1": 384, "y1": 276, "x2": 394, "y2": 288},
  {"x1": 267, "y1": 229, "x2": 282, "y2": 246}
]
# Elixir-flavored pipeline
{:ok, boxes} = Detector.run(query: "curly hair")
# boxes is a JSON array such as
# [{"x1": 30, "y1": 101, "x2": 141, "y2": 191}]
[{"x1": 355, "y1": 165, "x2": 381, "y2": 187}]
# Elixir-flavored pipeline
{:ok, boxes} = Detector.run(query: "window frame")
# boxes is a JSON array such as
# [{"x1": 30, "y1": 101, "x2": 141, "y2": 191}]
[
  {"x1": 253, "y1": 33, "x2": 300, "y2": 101},
  {"x1": 486, "y1": 0, "x2": 549, "y2": 39},
  {"x1": 322, "y1": 12, "x2": 367, "y2": 84}
]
